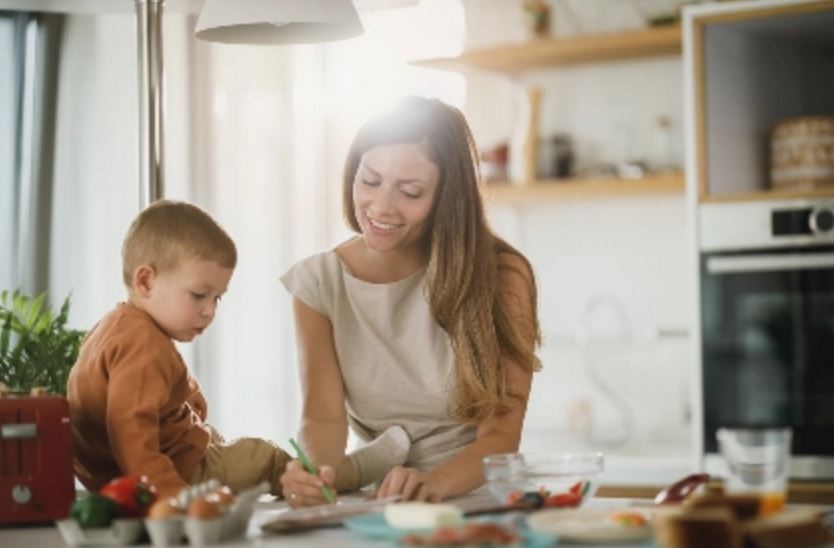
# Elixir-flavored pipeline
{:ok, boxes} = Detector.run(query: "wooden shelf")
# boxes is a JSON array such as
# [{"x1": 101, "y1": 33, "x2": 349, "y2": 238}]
[
  {"x1": 484, "y1": 171, "x2": 685, "y2": 204},
  {"x1": 701, "y1": 187, "x2": 834, "y2": 203},
  {"x1": 414, "y1": 26, "x2": 681, "y2": 74}
]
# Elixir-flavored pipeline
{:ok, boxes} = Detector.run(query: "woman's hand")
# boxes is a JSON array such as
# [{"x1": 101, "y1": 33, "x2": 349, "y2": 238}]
[
  {"x1": 376, "y1": 466, "x2": 446, "y2": 502},
  {"x1": 279, "y1": 460, "x2": 337, "y2": 508}
]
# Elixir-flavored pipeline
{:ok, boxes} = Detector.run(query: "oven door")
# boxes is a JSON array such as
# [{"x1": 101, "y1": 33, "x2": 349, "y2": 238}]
[{"x1": 701, "y1": 245, "x2": 834, "y2": 478}]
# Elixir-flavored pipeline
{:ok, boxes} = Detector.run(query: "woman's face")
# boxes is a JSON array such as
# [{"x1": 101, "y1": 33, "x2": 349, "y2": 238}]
[{"x1": 352, "y1": 143, "x2": 440, "y2": 255}]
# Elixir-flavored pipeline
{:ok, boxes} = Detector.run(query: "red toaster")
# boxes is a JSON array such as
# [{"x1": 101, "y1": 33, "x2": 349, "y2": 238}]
[{"x1": 0, "y1": 392, "x2": 75, "y2": 523}]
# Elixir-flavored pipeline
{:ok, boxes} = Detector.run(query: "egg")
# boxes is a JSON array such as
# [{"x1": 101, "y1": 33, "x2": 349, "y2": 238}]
[
  {"x1": 205, "y1": 486, "x2": 236, "y2": 507},
  {"x1": 187, "y1": 498, "x2": 223, "y2": 520},
  {"x1": 147, "y1": 498, "x2": 185, "y2": 520}
]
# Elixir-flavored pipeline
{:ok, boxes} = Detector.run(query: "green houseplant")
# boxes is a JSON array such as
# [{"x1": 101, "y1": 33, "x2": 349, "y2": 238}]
[{"x1": 0, "y1": 290, "x2": 86, "y2": 396}]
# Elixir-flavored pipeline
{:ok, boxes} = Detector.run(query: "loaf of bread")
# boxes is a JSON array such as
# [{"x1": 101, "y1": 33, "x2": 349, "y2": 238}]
[
  {"x1": 653, "y1": 507, "x2": 743, "y2": 548},
  {"x1": 744, "y1": 510, "x2": 834, "y2": 548}
]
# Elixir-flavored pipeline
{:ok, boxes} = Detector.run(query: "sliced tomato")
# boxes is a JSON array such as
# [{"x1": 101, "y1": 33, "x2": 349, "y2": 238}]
[
  {"x1": 569, "y1": 481, "x2": 582, "y2": 495},
  {"x1": 505, "y1": 490, "x2": 524, "y2": 505},
  {"x1": 544, "y1": 492, "x2": 582, "y2": 508}
]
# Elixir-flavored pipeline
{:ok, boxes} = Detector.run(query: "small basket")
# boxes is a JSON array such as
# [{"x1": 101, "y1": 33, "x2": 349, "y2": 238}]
[{"x1": 770, "y1": 115, "x2": 834, "y2": 190}]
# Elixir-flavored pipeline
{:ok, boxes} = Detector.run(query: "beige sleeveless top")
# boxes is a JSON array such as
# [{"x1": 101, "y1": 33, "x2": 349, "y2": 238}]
[{"x1": 281, "y1": 250, "x2": 477, "y2": 471}]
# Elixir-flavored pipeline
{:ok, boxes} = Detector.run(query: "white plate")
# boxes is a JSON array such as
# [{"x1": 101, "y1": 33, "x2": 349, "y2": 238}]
[{"x1": 527, "y1": 507, "x2": 652, "y2": 544}]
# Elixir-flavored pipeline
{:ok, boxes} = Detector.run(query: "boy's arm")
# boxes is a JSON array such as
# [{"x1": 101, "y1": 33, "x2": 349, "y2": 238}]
[
  {"x1": 105, "y1": 344, "x2": 193, "y2": 498},
  {"x1": 186, "y1": 375, "x2": 208, "y2": 422}
]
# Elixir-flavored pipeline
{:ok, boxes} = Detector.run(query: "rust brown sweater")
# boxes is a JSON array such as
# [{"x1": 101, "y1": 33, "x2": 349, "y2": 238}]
[{"x1": 67, "y1": 302, "x2": 210, "y2": 497}]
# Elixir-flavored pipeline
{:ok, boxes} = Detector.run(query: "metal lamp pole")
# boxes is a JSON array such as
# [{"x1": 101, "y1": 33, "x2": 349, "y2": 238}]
[{"x1": 135, "y1": 0, "x2": 165, "y2": 207}]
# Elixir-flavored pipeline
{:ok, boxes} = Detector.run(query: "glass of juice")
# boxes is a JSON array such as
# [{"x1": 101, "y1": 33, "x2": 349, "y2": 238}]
[{"x1": 717, "y1": 427, "x2": 792, "y2": 516}]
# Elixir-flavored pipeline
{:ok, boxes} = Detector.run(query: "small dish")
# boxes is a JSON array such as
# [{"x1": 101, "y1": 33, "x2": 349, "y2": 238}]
[{"x1": 528, "y1": 507, "x2": 652, "y2": 544}]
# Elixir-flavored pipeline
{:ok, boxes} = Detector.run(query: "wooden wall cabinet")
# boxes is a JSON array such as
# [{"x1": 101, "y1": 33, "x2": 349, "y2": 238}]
[{"x1": 686, "y1": 0, "x2": 834, "y2": 203}]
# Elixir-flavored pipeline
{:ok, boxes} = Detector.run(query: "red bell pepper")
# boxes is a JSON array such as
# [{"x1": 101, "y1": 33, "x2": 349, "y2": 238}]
[{"x1": 99, "y1": 475, "x2": 158, "y2": 517}]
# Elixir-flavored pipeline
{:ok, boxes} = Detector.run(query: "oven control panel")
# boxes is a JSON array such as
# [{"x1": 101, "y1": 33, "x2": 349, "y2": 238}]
[
  {"x1": 700, "y1": 199, "x2": 834, "y2": 252},
  {"x1": 773, "y1": 203, "x2": 834, "y2": 236}
]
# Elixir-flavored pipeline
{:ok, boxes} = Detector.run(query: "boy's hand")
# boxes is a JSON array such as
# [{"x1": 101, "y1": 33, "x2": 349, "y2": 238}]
[
  {"x1": 186, "y1": 376, "x2": 208, "y2": 421},
  {"x1": 280, "y1": 460, "x2": 337, "y2": 508}
]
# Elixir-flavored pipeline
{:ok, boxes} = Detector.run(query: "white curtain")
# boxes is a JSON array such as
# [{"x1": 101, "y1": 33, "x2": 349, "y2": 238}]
[
  {"x1": 39, "y1": 13, "x2": 323, "y2": 443},
  {"x1": 47, "y1": 14, "x2": 198, "y2": 329},
  {"x1": 36, "y1": 3, "x2": 463, "y2": 446},
  {"x1": 188, "y1": 41, "x2": 335, "y2": 442},
  {"x1": 0, "y1": 14, "x2": 21, "y2": 290},
  {"x1": 0, "y1": 11, "x2": 62, "y2": 297}
]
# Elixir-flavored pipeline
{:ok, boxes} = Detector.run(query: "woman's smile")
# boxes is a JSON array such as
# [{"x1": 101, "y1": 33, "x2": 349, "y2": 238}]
[{"x1": 367, "y1": 214, "x2": 402, "y2": 232}]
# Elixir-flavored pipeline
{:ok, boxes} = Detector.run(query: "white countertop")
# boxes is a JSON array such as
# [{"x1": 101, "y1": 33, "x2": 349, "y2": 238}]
[{"x1": 1, "y1": 494, "x2": 652, "y2": 548}]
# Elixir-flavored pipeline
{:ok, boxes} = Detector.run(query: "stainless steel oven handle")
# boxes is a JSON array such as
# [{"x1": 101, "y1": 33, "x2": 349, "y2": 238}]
[{"x1": 707, "y1": 253, "x2": 834, "y2": 274}]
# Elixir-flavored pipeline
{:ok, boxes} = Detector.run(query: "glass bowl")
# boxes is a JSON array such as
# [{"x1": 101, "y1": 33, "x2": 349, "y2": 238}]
[{"x1": 482, "y1": 452, "x2": 604, "y2": 509}]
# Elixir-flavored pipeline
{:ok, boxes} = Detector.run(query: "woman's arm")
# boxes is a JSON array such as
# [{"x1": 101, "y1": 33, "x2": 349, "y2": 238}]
[
  {"x1": 281, "y1": 297, "x2": 349, "y2": 506},
  {"x1": 377, "y1": 253, "x2": 538, "y2": 501}
]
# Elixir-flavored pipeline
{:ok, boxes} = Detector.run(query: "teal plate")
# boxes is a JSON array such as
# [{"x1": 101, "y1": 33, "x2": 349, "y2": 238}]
[{"x1": 344, "y1": 512, "x2": 556, "y2": 547}]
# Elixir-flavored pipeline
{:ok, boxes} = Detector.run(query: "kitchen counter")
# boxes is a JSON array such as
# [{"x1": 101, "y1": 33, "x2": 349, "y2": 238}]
[
  {"x1": 4, "y1": 492, "x2": 834, "y2": 548},
  {"x1": 1, "y1": 494, "x2": 649, "y2": 548}
]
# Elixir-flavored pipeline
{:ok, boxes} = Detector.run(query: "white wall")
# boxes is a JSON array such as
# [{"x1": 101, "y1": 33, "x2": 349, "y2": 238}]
[{"x1": 460, "y1": 0, "x2": 696, "y2": 470}]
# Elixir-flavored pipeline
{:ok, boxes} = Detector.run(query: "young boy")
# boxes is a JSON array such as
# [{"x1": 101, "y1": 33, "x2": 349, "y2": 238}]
[{"x1": 67, "y1": 200, "x2": 409, "y2": 499}]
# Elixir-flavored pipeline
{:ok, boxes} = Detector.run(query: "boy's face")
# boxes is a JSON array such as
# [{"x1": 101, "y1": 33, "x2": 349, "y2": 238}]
[{"x1": 138, "y1": 258, "x2": 233, "y2": 342}]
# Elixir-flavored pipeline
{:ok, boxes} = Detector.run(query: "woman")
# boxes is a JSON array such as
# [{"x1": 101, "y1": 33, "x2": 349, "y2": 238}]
[{"x1": 280, "y1": 96, "x2": 541, "y2": 506}]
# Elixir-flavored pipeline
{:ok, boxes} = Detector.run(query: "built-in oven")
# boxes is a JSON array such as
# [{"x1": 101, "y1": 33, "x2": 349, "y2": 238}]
[{"x1": 700, "y1": 199, "x2": 834, "y2": 479}]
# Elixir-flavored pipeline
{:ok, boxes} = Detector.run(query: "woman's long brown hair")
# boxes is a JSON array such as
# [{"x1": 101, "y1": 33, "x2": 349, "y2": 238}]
[{"x1": 342, "y1": 97, "x2": 541, "y2": 423}]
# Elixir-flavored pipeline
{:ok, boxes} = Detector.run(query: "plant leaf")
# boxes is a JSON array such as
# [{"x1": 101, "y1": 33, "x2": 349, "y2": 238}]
[
  {"x1": 0, "y1": 289, "x2": 85, "y2": 395},
  {"x1": 24, "y1": 292, "x2": 46, "y2": 331}
]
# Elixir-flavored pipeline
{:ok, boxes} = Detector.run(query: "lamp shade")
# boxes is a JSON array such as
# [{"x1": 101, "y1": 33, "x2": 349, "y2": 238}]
[
  {"x1": 0, "y1": 0, "x2": 202, "y2": 14},
  {"x1": 194, "y1": 0, "x2": 364, "y2": 44}
]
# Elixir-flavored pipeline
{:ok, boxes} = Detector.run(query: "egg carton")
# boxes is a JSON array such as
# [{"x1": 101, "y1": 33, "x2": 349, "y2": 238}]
[
  {"x1": 55, "y1": 517, "x2": 146, "y2": 546},
  {"x1": 54, "y1": 481, "x2": 269, "y2": 547},
  {"x1": 146, "y1": 481, "x2": 270, "y2": 547}
]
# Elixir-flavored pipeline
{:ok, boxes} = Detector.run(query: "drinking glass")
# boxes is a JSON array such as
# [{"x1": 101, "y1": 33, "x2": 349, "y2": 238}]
[{"x1": 717, "y1": 427, "x2": 792, "y2": 515}]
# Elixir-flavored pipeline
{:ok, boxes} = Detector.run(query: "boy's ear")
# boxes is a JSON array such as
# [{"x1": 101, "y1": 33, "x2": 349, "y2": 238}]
[{"x1": 133, "y1": 264, "x2": 156, "y2": 297}]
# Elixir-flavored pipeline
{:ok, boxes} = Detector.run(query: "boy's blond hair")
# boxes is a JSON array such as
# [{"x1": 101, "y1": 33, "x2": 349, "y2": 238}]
[{"x1": 122, "y1": 200, "x2": 237, "y2": 287}]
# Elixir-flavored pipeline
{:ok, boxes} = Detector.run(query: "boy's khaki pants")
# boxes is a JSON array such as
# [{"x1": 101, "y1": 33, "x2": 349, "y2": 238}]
[
  {"x1": 188, "y1": 427, "x2": 359, "y2": 497},
  {"x1": 189, "y1": 427, "x2": 292, "y2": 496}
]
